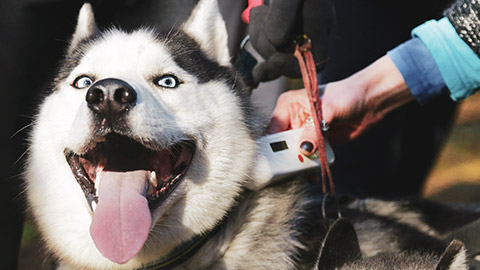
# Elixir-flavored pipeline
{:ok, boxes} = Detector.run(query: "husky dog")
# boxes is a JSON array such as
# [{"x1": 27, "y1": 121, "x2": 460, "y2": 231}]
[
  {"x1": 26, "y1": 1, "x2": 324, "y2": 269},
  {"x1": 25, "y1": 0, "x2": 480, "y2": 269}
]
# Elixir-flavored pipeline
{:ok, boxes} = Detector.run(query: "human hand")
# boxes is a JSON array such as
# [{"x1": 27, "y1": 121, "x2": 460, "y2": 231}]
[
  {"x1": 267, "y1": 88, "x2": 321, "y2": 155},
  {"x1": 267, "y1": 55, "x2": 414, "y2": 154},
  {"x1": 267, "y1": 85, "x2": 366, "y2": 153}
]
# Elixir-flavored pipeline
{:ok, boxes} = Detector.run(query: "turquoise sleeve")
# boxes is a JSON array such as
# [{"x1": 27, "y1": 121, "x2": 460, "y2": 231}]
[{"x1": 412, "y1": 17, "x2": 480, "y2": 101}]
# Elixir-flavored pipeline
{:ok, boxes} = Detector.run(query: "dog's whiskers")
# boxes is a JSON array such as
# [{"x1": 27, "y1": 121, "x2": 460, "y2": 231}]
[
  {"x1": 13, "y1": 146, "x2": 31, "y2": 167},
  {"x1": 10, "y1": 119, "x2": 36, "y2": 139}
]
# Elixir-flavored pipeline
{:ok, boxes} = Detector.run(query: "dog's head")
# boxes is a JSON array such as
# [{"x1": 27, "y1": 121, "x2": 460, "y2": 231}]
[{"x1": 27, "y1": 1, "x2": 261, "y2": 268}]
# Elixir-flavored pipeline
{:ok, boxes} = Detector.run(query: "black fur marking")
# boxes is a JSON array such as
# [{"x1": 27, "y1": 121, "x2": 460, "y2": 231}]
[
  {"x1": 158, "y1": 31, "x2": 251, "y2": 98},
  {"x1": 160, "y1": 31, "x2": 231, "y2": 83},
  {"x1": 52, "y1": 35, "x2": 100, "y2": 92},
  {"x1": 158, "y1": 30, "x2": 262, "y2": 138}
]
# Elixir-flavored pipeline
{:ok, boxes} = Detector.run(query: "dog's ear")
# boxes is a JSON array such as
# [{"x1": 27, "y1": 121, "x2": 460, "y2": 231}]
[
  {"x1": 182, "y1": 0, "x2": 231, "y2": 66},
  {"x1": 68, "y1": 3, "x2": 98, "y2": 55},
  {"x1": 315, "y1": 218, "x2": 361, "y2": 270},
  {"x1": 435, "y1": 240, "x2": 468, "y2": 270}
]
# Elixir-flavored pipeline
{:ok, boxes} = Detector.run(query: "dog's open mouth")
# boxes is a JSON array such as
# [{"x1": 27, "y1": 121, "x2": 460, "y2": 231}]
[
  {"x1": 65, "y1": 133, "x2": 195, "y2": 211},
  {"x1": 64, "y1": 133, "x2": 195, "y2": 264}
]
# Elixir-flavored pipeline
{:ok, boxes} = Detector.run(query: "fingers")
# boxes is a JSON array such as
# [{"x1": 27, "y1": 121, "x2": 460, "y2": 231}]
[
  {"x1": 268, "y1": 88, "x2": 321, "y2": 156},
  {"x1": 267, "y1": 99, "x2": 292, "y2": 133},
  {"x1": 298, "y1": 125, "x2": 318, "y2": 156},
  {"x1": 268, "y1": 89, "x2": 311, "y2": 134},
  {"x1": 268, "y1": 102, "x2": 310, "y2": 133},
  {"x1": 267, "y1": 115, "x2": 289, "y2": 134}
]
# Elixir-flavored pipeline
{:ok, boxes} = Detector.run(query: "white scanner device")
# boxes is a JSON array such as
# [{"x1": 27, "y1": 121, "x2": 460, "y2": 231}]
[{"x1": 251, "y1": 127, "x2": 335, "y2": 190}]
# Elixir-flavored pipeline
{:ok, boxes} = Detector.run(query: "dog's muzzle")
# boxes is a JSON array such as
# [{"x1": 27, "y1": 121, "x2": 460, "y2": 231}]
[{"x1": 86, "y1": 78, "x2": 137, "y2": 129}]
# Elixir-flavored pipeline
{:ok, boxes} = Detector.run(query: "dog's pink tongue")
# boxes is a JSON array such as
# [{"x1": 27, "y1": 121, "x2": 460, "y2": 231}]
[{"x1": 90, "y1": 170, "x2": 152, "y2": 265}]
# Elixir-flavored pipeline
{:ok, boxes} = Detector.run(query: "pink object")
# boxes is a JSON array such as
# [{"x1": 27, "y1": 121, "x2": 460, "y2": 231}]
[
  {"x1": 90, "y1": 170, "x2": 152, "y2": 264},
  {"x1": 241, "y1": 0, "x2": 264, "y2": 24}
]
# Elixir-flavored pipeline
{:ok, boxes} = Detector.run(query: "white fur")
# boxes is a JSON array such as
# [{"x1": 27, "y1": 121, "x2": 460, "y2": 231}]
[
  {"x1": 449, "y1": 245, "x2": 468, "y2": 270},
  {"x1": 181, "y1": 0, "x2": 231, "y2": 66}
]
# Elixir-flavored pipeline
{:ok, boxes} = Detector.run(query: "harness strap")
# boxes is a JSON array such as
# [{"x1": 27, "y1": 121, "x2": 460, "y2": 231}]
[{"x1": 294, "y1": 37, "x2": 335, "y2": 196}]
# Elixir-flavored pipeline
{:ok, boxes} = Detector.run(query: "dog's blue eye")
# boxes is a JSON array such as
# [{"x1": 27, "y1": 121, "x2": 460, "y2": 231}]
[
  {"x1": 73, "y1": 76, "x2": 93, "y2": 89},
  {"x1": 155, "y1": 75, "x2": 179, "y2": 88}
]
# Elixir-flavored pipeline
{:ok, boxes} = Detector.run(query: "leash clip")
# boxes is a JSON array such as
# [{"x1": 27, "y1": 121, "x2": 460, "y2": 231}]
[
  {"x1": 295, "y1": 34, "x2": 312, "y2": 52},
  {"x1": 321, "y1": 192, "x2": 342, "y2": 220}
]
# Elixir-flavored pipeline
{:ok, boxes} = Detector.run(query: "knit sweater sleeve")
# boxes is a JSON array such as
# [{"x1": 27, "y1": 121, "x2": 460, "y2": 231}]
[{"x1": 444, "y1": 0, "x2": 480, "y2": 57}]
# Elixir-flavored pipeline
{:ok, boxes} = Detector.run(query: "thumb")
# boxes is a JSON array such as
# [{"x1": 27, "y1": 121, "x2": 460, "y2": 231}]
[{"x1": 298, "y1": 125, "x2": 318, "y2": 156}]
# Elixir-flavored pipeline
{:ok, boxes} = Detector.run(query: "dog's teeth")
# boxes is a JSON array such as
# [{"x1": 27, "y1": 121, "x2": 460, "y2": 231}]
[
  {"x1": 95, "y1": 171, "x2": 101, "y2": 193},
  {"x1": 95, "y1": 166, "x2": 103, "y2": 196},
  {"x1": 149, "y1": 171, "x2": 158, "y2": 188},
  {"x1": 146, "y1": 171, "x2": 157, "y2": 196},
  {"x1": 91, "y1": 200, "x2": 97, "y2": 212}
]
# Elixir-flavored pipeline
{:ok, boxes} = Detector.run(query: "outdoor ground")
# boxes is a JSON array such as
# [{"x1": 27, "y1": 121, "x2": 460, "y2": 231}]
[
  {"x1": 18, "y1": 94, "x2": 480, "y2": 269},
  {"x1": 423, "y1": 93, "x2": 480, "y2": 202}
]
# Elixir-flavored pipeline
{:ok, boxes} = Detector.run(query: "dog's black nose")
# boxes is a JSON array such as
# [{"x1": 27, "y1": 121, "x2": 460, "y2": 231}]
[{"x1": 86, "y1": 78, "x2": 137, "y2": 122}]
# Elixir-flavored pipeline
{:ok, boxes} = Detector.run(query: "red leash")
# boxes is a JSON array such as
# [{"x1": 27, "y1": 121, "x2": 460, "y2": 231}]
[{"x1": 294, "y1": 37, "x2": 335, "y2": 196}]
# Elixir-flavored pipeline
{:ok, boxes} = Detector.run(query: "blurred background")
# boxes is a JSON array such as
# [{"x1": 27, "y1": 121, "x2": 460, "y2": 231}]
[{"x1": 423, "y1": 94, "x2": 480, "y2": 202}]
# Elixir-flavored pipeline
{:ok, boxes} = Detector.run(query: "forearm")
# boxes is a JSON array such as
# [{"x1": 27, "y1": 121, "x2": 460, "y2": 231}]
[
  {"x1": 358, "y1": 55, "x2": 415, "y2": 116},
  {"x1": 325, "y1": 55, "x2": 414, "y2": 123}
]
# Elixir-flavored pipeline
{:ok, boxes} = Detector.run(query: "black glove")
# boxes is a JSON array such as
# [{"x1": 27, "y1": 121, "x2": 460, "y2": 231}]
[{"x1": 248, "y1": 0, "x2": 334, "y2": 86}]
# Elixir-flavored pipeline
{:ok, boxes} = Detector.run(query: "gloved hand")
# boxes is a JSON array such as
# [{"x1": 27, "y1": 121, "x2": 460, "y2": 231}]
[{"x1": 247, "y1": 0, "x2": 334, "y2": 86}]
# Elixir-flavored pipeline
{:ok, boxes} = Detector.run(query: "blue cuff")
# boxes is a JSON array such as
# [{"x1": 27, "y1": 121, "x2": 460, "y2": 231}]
[
  {"x1": 412, "y1": 18, "x2": 480, "y2": 101},
  {"x1": 387, "y1": 39, "x2": 447, "y2": 104}
]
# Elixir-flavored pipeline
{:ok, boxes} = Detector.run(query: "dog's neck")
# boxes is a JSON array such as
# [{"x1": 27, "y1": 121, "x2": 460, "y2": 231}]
[{"x1": 138, "y1": 216, "x2": 227, "y2": 270}]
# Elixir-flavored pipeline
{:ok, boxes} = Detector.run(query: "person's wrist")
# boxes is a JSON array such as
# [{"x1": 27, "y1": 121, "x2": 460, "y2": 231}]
[
  {"x1": 320, "y1": 78, "x2": 362, "y2": 124},
  {"x1": 359, "y1": 55, "x2": 413, "y2": 115}
]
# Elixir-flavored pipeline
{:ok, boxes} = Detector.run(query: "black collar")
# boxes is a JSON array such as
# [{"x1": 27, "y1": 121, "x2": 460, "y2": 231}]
[{"x1": 135, "y1": 216, "x2": 227, "y2": 270}]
